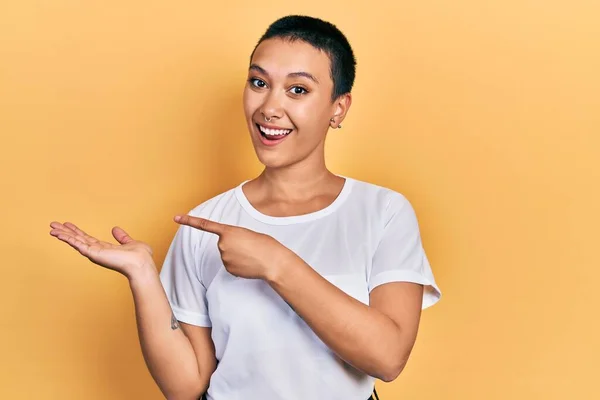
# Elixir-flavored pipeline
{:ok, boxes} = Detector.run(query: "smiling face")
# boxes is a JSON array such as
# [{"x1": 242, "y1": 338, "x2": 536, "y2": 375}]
[{"x1": 243, "y1": 38, "x2": 350, "y2": 170}]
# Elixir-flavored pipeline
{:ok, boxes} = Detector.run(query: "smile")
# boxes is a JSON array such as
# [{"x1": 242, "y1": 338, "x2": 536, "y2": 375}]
[{"x1": 255, "y1": 123, "x2": 293, "y2": 146}]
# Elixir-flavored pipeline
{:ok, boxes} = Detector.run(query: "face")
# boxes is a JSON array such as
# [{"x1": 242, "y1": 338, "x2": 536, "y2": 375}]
[{"x1": 243, "y1": 38, "x2": 350, "y2": 169}]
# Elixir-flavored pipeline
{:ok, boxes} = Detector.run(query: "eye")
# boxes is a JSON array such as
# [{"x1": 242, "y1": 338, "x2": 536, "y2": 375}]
[
  {"x1": 289, "y1": 86, "x2": 308, "y2": 95},
  {"x1": 249, "y1": 78, "x2": 267, "y2": 88}
]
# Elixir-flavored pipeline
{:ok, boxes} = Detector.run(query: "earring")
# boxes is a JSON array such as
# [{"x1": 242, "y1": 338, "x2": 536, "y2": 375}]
[{"x1": 330, "y1": 118, "x2": 341, "y2": 129}]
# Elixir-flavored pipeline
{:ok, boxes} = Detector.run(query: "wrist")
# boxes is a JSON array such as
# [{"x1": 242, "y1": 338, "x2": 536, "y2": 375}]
[
  {"x1": 264, "y1": 250, "x2": 297, "y2": 285},
  {"x1": 127, "y1": 261, "x2": 159, "y2": 287}
]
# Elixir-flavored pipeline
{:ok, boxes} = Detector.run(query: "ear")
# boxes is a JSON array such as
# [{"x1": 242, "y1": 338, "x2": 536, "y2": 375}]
[{"x1": 329, "y1": 93, "x2": 352, "y2": 129}]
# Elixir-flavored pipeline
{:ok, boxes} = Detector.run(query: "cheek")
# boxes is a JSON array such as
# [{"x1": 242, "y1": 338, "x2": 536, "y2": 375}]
[
  {"x1": 289, "y1": 98, "x2": 329, "y2": 129},
  {"x1": 242, "y1": 88, "x2": 261, "y2": 118}
]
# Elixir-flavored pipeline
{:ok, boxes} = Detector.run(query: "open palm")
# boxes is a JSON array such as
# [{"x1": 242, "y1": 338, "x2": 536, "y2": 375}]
[{"x1": 49, "y1": 221, "x2": 154, "y2": 278}]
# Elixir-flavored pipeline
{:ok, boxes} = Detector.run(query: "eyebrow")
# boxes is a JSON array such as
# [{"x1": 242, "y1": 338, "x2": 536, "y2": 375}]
[{"x1": 249, "y1": 64, "x2": 320, "y2": 84}]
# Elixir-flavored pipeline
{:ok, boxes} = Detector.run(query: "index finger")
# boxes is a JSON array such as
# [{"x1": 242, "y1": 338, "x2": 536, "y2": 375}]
[{"x1": 174, "y1": 215, "x2": 229, "y2": 235}]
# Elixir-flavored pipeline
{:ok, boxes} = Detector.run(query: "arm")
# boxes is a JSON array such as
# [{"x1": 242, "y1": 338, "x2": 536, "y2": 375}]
[
  {"x1": 48, "y1": 221, "x2": 216, "y2": 400},
  {"x1": 129, "y1": 265, "x2": 216, "y2": 400},
  {"x1": 171, "y1": 200, "x2": 439, "y2": 383},
  {"x1": 266, "y1": 260, "x2": 423, "y2": 382}
]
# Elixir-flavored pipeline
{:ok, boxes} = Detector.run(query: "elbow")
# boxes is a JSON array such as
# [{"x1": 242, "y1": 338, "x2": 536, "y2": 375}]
[
  {"x1": 163, "y1": 377, "x2": 210, "y2": 400},
  {"x1": 165, "y1": 388, "x2": 205, "y2": 400},
  {"x1": 378, "y1": 363, "x2": 405, "y2": 383},
  {"x1": 376, "y1": 356, "x2": 408, "y2": 383},
  {"x1": 164, "y1": 388, "x2": 203, "y2": 400}
]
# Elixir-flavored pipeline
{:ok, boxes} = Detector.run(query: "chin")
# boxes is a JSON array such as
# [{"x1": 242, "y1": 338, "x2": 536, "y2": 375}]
[
  {"x1": 248, "y1": 136, "x2": 291, "y2": 169},
  {"x1": 254, "y1": 151, "x2": 294, "y2": 169}
]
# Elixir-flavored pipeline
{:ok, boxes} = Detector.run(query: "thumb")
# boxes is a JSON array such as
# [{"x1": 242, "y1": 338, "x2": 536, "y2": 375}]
[{"x1": 112, "y1": 226, "x2": 135, "y2": 244}]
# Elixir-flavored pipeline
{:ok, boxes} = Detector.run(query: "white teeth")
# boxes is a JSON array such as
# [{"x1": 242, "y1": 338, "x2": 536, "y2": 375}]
[{"x1": 259, "y1": 125, "x2": 292, "y2": 136}]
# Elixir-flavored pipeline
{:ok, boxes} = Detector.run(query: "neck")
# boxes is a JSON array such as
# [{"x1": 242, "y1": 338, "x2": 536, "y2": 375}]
[{"x1": 257, "y1": 163, "x2": 337, "y2": 201}]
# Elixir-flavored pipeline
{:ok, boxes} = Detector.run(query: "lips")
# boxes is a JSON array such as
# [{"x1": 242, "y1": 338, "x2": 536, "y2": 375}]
[{"x1": 255, "y1": 122, "x2": 293, "y2": 146}]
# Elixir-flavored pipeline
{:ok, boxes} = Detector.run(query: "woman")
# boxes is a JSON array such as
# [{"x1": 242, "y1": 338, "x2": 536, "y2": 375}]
[{"x1": 49, "y1": 15, "x2": 441, "y2": 400}]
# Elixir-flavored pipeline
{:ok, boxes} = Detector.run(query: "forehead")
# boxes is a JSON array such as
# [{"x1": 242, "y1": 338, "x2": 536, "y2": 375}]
[{"x1": 250, "y1": 38, "x2": 332, "y2": 82}]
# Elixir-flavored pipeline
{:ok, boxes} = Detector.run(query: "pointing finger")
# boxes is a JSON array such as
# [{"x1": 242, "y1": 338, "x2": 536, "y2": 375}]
[{"x1": 174, "y1": 215, "x2": 228, "y2": 235}]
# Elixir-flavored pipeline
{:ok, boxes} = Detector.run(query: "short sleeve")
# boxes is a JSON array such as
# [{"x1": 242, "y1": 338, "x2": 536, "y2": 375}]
[
  {"x1": 368, "y1": 194, "x2": 442, "y2": 309},
  {"x1": 159, "y1": 223, "x2": 212, "y2": 327}
]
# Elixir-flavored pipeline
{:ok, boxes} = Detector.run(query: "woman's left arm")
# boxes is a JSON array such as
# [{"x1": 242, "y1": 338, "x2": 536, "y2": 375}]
[
  {"x1": 173, "y1": 214, "x2": 426, "y2": 382},
  {"x1": 266, "y1": 255, "x2": 423, "y2": 382}
]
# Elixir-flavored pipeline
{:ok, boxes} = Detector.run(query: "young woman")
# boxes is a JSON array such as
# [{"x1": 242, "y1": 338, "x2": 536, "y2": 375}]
[{"x1": 49, "y1": 15, "x2": 441, "y2": 400}]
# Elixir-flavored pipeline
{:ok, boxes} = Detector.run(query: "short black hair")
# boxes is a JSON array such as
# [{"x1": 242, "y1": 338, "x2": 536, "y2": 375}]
[{"x1": 251, "y1": 15, "x2": 357, "y2": 101}]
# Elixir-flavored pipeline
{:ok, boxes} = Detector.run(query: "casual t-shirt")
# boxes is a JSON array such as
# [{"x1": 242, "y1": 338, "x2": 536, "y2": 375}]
[{"x1": 159, "y1": 176, "x2": 441, "y2": 400}]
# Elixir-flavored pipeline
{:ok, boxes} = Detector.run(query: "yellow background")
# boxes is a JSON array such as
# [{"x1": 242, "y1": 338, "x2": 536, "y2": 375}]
[{"x1": 1, "y1": 1, "x2": 598, "y2": 399}]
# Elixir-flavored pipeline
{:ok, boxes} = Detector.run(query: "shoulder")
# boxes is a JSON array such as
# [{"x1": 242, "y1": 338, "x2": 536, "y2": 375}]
[
  {"x1": 185, "y1": 183, "x2": 242, "y2": 220},
  {"x1": 346, "y1": 177, "x2": 414, "y2": 215}
]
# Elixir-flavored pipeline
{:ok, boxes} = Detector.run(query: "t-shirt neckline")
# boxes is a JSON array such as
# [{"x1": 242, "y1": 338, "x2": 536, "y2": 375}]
[{"x1": 234, "y1": 176, "x2": 354, "y2": 225}]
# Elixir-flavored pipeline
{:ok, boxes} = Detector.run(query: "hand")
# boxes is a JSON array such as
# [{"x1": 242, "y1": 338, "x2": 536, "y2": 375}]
[
  {"x1": 174, "y1": 215, "x2": 292, "y2": 281},
  {"x1": 49, "y1": 221, "x2": 155, "y2": 280}
]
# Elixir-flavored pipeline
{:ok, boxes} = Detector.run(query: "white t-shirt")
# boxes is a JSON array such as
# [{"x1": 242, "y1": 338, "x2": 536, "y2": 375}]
[{"x1": 159, "y1": 177, "x2": 441, "y2": 400}]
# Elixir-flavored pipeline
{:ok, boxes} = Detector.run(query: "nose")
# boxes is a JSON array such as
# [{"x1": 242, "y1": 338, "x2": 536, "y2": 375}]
[{"x1": 260, "y1": 90, "x2": 284, "y2": 122}]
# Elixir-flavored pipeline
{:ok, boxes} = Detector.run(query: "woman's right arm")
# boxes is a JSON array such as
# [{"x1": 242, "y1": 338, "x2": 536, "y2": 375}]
[
  {"x1": 49, "y1": 222, "x2": 216, "y2": 400},
  {"x1": 129, "y1": 265, "x2": 216, "y2": 400}
]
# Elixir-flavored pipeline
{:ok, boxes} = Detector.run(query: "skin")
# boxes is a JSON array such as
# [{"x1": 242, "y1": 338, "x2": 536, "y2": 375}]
[
  {"x1": 242, "y1": 38, "x2": 351, "y2": 213},
  {"x1": 49, "y1": 37, "x2": 424, "y2": 398}
]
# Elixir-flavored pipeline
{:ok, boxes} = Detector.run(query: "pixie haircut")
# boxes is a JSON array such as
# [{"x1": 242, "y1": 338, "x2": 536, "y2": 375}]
[{"x1": 251, "y1": 15, "x2": 357, "y2": 101}]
